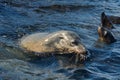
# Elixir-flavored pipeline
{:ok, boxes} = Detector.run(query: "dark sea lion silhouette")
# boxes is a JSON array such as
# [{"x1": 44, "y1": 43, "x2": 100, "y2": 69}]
[
  {"x1": 108, "y1": 15, "x2": 120, "y2": 24},
  {"x1": 101, "y1": 12, "x2": 114, "y2": 29},
  {"x1": 97, "y1": 12, "x2": 117, "y2": 43}
]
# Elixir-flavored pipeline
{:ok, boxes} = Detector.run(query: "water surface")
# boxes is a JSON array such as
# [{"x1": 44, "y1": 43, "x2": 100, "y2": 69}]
[{"x1": 0, "y1": 0, "x2": 120, "y2": 80}]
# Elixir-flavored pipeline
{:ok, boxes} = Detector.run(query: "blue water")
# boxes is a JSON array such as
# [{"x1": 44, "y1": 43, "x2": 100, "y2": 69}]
[{"x1": 0, "y1": 0, "x2": 120, "y2": 80}]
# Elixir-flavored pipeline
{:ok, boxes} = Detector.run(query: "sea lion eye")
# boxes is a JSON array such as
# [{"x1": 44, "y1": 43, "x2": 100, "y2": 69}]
[
  {"x1": 72, "y1": 41, "x2": 78, "y2": 45},
  {"x1": 59, "y1": 36, "x2": 64, "y2": 39}
]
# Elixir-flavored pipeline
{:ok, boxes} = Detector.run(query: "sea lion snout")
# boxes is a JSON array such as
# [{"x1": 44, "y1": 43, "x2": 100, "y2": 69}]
[
  {"x1": 74, "y1": 44, "x2": 87, "y2": 54},
  {"x1": 59, "y1": 31, "x2": 87, "y2": 55},
  {"x1": 72, "y1": 44, "x2": 87, "y2": 62}
]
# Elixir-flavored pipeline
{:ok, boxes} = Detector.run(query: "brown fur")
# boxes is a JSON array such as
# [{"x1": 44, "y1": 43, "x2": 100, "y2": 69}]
[{"x1": 98, "y1": 27, "x2": 116, "y2": 43}]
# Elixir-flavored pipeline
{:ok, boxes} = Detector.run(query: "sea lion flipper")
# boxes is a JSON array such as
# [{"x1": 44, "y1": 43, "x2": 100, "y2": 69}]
[
  {"x1": 101, "y1": 12, "x2": 114, "y2": 29},
  {"x1": 108, "y1": 15, "x2": 120, "y2": 24},
  {"x1": 101, "y1": 12, "x2": 106, "y2": 26}
]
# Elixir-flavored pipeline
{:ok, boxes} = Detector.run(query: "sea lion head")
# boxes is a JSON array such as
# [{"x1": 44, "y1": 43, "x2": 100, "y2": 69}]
[
  {"x1": 20, "y1": 30, "x2": 87, "y2": 61},
  {"x1": 45, "y1": 31, "x2": 87, "y2": 60},
  {"x1": 98, "y1": 27, "x2": 116, "y2": 43}
]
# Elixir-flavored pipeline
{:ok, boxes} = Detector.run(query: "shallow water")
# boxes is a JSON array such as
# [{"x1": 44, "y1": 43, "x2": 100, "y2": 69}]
[{"x1": 0, "y1": 0, "x2": 120, "y2": 80}]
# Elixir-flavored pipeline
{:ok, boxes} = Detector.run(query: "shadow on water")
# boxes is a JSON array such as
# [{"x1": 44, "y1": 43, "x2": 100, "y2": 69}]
[{"x1": 0, "y1": 0, "x2": 120, "y2": 80}]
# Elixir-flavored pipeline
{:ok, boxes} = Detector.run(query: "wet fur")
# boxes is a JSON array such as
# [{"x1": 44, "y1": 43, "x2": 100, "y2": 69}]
[
  {"x1": 20, "y1": 30, "x2": 87, "y2": 61},
  {"x1": 98, "y1": 12, "x2": 117, "y2": 44}
]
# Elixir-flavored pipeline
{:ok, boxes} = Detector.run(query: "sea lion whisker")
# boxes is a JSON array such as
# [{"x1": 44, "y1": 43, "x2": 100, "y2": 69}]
[
  {"x1": 79, "y1": 54, "x2": 86, "y2": 61},
  {"x1": 69, "y1": 53, "x2": 76, "y2": 62},
  {"x1": 75, "y1": 53, "x2": 86, "y2": 63},
  {"x1": 75, "y1": 53, "x2": 80, "y2": 63}
]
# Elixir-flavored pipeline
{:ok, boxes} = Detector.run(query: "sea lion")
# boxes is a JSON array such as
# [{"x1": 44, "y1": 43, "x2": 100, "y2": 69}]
[
  {"x1": 101, "y1": 12, "x2": 114, "y2": 29},
  {"x1": 97, "y1": 27, "x2": 116, "y2": 43},
  {"x1": 98, "y1": 12, "x2": 117, "y2": 43},
  {"x1": 20, "y1": 30, "x2": 87, "y2": 61}
]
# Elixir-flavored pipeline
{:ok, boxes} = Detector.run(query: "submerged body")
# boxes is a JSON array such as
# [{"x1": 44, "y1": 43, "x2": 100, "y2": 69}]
[
  {"x1": 98, "y1": 12, "x2": 117, "y2": 44},
  {"x1": 20, "y1": 30, "x2": 87, "y2": 60}
]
